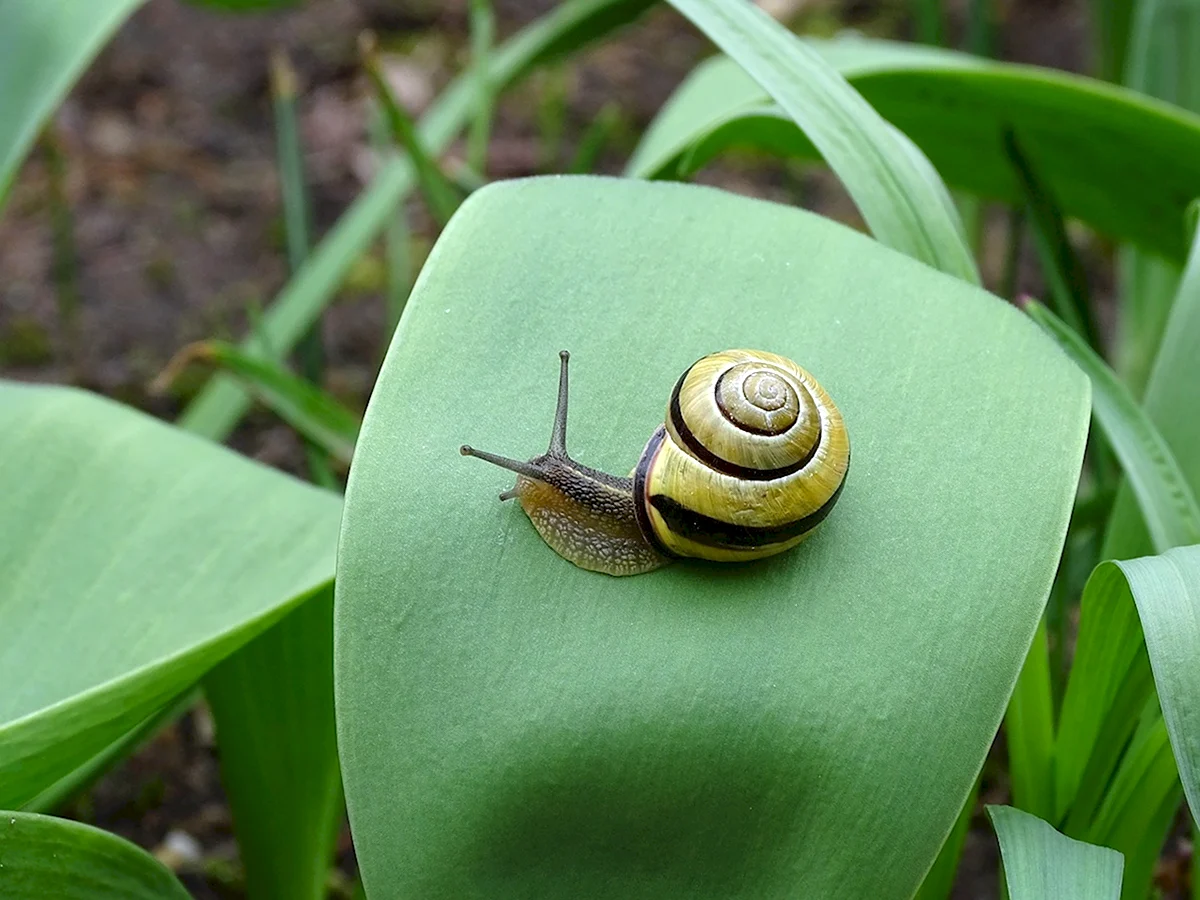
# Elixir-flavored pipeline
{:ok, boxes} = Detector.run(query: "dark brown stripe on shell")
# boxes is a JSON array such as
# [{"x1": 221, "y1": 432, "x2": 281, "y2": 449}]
[
  {"x1": 647, "y1": 454, "x2": 849, "y2": 550},
  {"x1": 668, "y1": 371, "x2": 823, "y2": 481},
  {"x1": 632, "y1": 425, "x2": 676, "y2": 558}
]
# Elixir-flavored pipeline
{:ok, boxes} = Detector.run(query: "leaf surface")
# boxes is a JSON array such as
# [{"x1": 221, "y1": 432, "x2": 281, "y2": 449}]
[{"x1": 334, "y1": 177, "x2": 1089, "y2": 898}]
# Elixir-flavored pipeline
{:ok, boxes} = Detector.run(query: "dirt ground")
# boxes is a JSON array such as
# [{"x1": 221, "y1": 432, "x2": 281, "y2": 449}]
[{"x1": 0, "y1": 0, "x2": 1186, "y2": 897}]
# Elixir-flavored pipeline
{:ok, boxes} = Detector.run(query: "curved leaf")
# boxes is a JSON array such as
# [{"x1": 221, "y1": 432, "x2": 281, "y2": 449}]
[
  {"x1": 0, "y1": 383, "x2": 340, "y2": 808},
  {"x1": 663, "y1": 0, "x2": 977, "y2": 283},
  {"x1": 628, "y1": 36, "x2": 1200, "y2": 262},
  {"x1": 987, "y1": 805, "x2": 1123, "y2": 900},
  {"x1": 0, "y1": 0, "x2": 145, "y2": 203},
  {"x1": 335, "y1": 176, "x2": 1089, "y2": 898},
  {"x1": 0, "y1": 812, "x2": 192, "y2": 900}
]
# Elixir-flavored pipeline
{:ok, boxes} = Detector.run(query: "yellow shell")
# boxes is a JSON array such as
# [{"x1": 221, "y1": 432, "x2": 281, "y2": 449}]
[{"x1": 633, "y1": 349, "x2": 850, "y2": 562}]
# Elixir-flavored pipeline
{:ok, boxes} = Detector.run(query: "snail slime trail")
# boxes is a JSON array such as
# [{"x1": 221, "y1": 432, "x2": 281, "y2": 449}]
[{"x1": 462, "y1": 349, "x2": 850, "y2": 576}]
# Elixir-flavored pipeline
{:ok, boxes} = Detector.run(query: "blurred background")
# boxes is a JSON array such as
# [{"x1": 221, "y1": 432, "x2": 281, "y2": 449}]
[{"x1": 0, "y1": 0, "x2": 1166, "y2": 897}]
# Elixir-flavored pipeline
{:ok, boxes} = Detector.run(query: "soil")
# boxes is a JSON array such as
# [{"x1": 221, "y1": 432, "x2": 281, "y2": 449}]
[{"x1": 0, "y1": 0, "x2": 1185, "y2": 897}]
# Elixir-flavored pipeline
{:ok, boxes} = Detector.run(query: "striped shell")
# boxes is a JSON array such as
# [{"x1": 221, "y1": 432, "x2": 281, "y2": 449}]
[{"x1": 633, "y1": 349, "x2": 850, "y2": 562}]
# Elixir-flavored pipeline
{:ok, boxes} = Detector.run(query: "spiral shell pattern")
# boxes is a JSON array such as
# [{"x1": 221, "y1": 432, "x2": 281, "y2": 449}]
[{"x1": 633, "y1": 349, "x2": 850, "y2": 563}]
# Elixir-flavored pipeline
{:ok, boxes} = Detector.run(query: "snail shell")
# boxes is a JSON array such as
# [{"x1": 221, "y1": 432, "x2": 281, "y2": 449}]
[{"x1": 461, "y1": 349, "x2": 850, "y2": 576}]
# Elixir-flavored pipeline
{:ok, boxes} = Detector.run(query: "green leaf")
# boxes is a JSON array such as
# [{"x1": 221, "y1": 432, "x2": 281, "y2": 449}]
[
  {"x1": 157, "y1": 340, "x2": 360, "y2": 465},
  {"x1": 1006, "y1": 619, "x2": 1056, "y2": 821},
  {"x1": 361, "y1": 34, "x2": 464, "y2": 228},
  {"x1": 663, "y1": 0, "x2": 977, "y2": 283},
  {"x1": 987, "y1": 805, "x2": 1123, "y2": 899},
  {"x1": 0, "y1": 0, "x2": 146, "y2": 204},
  {"x1": 204, "y1": 589, "x2": 342, "y2": 900},
  {"x1": 0, "y1": 383, "x2": 340, "y2": 808},
  {"x1": 0, "y1": 811, "x2": 192, "y2": 899},
  {"x1": 1025, "y1": 301, "x2": 1200, "y2": 552},
  {"x1": 178, "y1": 0, "x2": 655, "y2": 442},
  {"x1": 1054, "y1": 550, "x2": 1200, "y2": 899},
  {"x1": 334, "y1": 177, "x2": 1089, "y2": 898},
  {"x1": 1114, "y1": 0, "x2": 1200, "y2": 396},
  {"x1": 627, "y1": 36, "x2": 1200, "y2": 262},
  {"x1": 914, "y1": 779, "x2": 979, "y2": 900},
  {"x1": 1002, "y1": 130, "x2": 1097, "y2": 349},
  {"x1": 1105, "y1": 197, "x2": 1200, "y2": 562},
  {"x1": 1115, "y1": 547, "x2": 1200, "y2": 828}
]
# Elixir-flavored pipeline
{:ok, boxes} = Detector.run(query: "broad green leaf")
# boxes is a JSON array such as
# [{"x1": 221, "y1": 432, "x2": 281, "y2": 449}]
[
  {"x1": 627, "y1": 36, "x2": 1200, "y2": 263},
  {"x1": 159, "y1": 340, "x2": 360, "y2": 464},
  {"x1": 335, "y1": 177, "x2": 1088, "y2": 898},
  {"x1": 987, "y1": 805, "x2": 1123, "y2": 899},
  {"x1": 204, "y1": 589, "x2": 342, "y2": 900},
  {"x1": 0, "y1": 812, "x2": 192, "y2": 899},
  {"x1": 664, "y1": 0, "x2": 977, "y2": 283},
  {"x1": 179, "y1": 0, "x2": 655, "y2": 441},
  {"x1": 0, "y1": 383, "x2": 340, "y2": 808},
  {"x1": 1114, "y1": 0, "x2": 1200, "y2": 396},
  {"x1": 1025, "y1": 302, "x2": 1200, "y2": 552},
  {"x1": 0, "y1": 0, "x2": 145, "y2": 204}
]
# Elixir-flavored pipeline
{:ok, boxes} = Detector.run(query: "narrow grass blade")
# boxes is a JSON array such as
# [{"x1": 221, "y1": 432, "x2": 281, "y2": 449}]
[
  {"x1": 204, "y1": 588, "x2": 342, "y2": 900},
  {"x1": 663, "y1": 0, "x2": 979, "y2": 284},
  {"x1": 1086, "y1": 713, "x2": 1181, "y2": 899},
  {"x1": 1025, "y1": 301, "x2": 1200, "y2": 552},
  {"x1": 361, "y1": 34, "x2": 463, "y2": 227},
  {"x1": 1006, "y1": 618, "x2": 1056, "y2": 821},
  {"x1": 179, "y1": 0, "x2": 655, "y2": 443},
  {"x1": 569, "y1": 102, "x2": 623, "y2": 174},
  {"x1": 0, "y1": 0, "x2": 145, "y2": 203},
  {"x1": 1089, "y1": 0, "x2": 1136, "y2": 81},
  {"x1": 987, "y1": 805, "x2": 1123, "y2": 899},
  {"x1": 0, "y1": 812, "x2": 193, "y2": 899},
  {"x1": 1003, "y1": 131, "x2": 1098, "y2": 349},
  {"x1": 158, "y1": 341, "x2": 359, "y2": 464},
  {"x1": 914, "y1": 776, "x2": 979, "y2": 900},
  {"x1": 468, "y1": 0, "x2": 496, "y2": 176}
]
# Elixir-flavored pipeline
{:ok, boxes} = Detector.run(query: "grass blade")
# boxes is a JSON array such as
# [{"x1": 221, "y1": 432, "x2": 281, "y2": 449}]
[
  {"x1": 663, "y1": 0, "x2": 979, "y2": 284},
  {"x1": 1024, "y1": 300, "x2": 1200, "y2": 552},
  {"x1": 0, "y1": 812, "x2": 193, "y2": 899},
  {"x1": 158, "y1": 340, "x2": 359, "y2": 464},
  {"x1": 1003, "y1": 131, "x2": 1098, "y2": 349},
  {"x1": 179, "y1": 0, "x2": 655, "y2": 443},
  {"x1": 1006, "y1": 618, "x2": 1056, "y2": 821},
  {"x1": 361, "y1": 33, "x2": 463, "y2": 227},
  {"x1": 987, "y1": 805, "x2": 1123, "y2": 899},
  {"x1": 467, "y1": 0, "x2": 496, "y2": 176}
]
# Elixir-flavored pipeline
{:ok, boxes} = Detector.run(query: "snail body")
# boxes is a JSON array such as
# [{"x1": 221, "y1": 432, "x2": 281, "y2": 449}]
[{"x1": 461, "y1": 349, "x2": 850, "y2": 577}]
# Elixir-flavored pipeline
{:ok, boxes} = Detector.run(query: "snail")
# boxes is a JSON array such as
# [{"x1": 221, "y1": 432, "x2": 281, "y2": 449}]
[{"x1": 460, "y1": 349, "x2": 850, "y2": 577}]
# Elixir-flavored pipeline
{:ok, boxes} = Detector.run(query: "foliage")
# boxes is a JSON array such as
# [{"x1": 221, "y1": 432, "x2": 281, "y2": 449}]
[{"x1": 1, "y1": 0, "x2": 1200, "y2": 898}]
